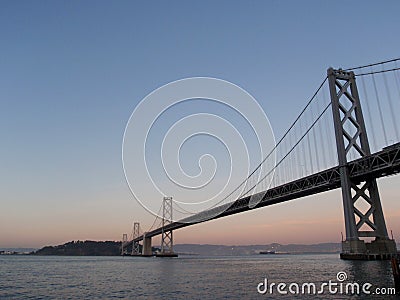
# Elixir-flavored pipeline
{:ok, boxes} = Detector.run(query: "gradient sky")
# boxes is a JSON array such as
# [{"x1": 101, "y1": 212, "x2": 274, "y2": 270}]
[{"x1": 1, "y1": 1, "x2": 400, "y2": 248}]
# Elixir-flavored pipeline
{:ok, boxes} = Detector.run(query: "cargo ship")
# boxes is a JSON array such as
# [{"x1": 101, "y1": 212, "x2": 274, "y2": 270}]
[{"x1": 259, "y1": 250, "x2": 276, "y2": 254}]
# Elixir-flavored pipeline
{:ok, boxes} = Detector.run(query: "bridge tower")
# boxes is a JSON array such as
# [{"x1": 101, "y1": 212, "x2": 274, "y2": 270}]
[
  {"x1": 156, "y1": 196, "x2": 177, "y2": 257},
  {"x1": 327, "y1": 68, "x2": 397, "y2": 259},
  {"x1": 131, "y1": 222, "x2": 141, "y2": 256},
  {"x1": 121, "y1": 233, "x2": 128, "y2": 256}
]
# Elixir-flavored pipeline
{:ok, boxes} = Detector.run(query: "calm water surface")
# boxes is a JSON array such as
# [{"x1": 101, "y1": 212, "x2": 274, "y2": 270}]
[{"x1": 0, "y1": 254, "x2": 397, "y2": 299}]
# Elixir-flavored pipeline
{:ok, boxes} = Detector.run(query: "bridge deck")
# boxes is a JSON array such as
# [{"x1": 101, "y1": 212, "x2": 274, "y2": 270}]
[{"x1": 133, "y1": 143, "x2": 400, "y2": 242}]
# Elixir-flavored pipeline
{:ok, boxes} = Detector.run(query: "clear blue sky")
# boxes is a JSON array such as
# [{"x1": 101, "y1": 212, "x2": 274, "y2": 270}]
[{"x1": 1, "y1": 0, "x2": 400, "y2": 248}]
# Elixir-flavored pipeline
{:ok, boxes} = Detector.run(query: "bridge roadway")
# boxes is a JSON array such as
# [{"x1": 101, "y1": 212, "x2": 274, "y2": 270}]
[{"x1": 133, "y1": 143, "x2": 400, "y2": 243}]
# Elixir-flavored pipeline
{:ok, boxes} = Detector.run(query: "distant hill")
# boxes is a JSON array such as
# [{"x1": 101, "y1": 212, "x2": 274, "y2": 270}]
[{"x1": 33, "y1": 241, "x2": 121, "y2": 256}]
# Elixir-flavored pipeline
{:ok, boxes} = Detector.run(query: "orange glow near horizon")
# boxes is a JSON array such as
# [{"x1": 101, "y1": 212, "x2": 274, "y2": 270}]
[{"x1": 3, "y1": 178, "x2": 399, "y2": 249}]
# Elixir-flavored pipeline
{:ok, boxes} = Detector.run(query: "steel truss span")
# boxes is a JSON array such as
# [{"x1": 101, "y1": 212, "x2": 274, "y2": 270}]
[{"x1": 132, "y1": 143, "x2": 400, "y2": 242}]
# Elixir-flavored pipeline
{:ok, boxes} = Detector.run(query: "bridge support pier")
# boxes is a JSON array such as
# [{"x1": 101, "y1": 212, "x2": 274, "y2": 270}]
[
  {"x1": 328, "y1": 68, "x2": 397, "y2": 260},
  {"x1": 341, "y1": 239, "x2": 397, "y2": 260},
  {"x1": 142, "y1": 234, "x2": 153, "y2": 257}
]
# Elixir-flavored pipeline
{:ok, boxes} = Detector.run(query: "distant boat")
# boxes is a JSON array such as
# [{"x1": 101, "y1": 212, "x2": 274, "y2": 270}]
[{"x1": 259, "y1": 250, "x2": 276, "y2": 254}]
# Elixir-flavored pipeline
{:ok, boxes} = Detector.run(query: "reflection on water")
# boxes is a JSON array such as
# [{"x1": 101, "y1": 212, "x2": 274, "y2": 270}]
[{"x1": 0, "y1": 254, "x2": 397, "y2": 299}]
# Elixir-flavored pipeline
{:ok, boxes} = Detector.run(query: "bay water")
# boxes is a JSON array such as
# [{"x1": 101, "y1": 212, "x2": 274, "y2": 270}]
[{"x1": 0, "y1": 254, "x2": 397, "y2": 299}]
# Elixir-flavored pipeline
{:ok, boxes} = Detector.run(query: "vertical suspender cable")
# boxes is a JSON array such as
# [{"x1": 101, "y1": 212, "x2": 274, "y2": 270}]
[
  {"x1": 300, "y1": 117, "x2": 308, "y2": 176},
  {"x1": 322, "y1": 86, "x2": 335, "y2": 166},
  {"x1": 394, "y1": 62, "x2": 400, "y2": 99},
  {"x1": 316, "y1": 96, "x2": 327, "y2": 170},
  {"x1": 293, "y1": 123, "x2": 299, "y2": 179},
  {"x1": 306, "y1": 111, "x2": 314, "y2": 174},
  {"x1": 282, "y1": 139, "x2": 287, "y2": 183},
  {"x1": 360, "y1": 75, "x2": 378, "y2": 151},
  {"x1": 382, "y1": 65, "x2": 399, "y2": 141},
  {"x1": 288, "y1": 127, "x2": 294, "y2": 181},
  {"x1": 310, "y1": 103, "x2": 320, "y2": 171},
  {"x1": 371, "y1": 70, "x2": 389, "y2": 145}
]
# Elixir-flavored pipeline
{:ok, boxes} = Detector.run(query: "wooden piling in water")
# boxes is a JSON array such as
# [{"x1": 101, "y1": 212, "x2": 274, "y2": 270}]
[{"x1": 391, "y1": 257, "x2": 400, "y2": 294}]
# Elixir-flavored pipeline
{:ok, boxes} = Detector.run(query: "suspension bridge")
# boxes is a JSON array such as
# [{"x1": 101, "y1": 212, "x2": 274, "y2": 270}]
[{"x1": 122, "y1": 58, "x2": 400, "y2": 260}]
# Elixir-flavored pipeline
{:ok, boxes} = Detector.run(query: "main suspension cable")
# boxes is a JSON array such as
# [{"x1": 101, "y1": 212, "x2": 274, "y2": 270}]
[{"x1": 344, "y1": 58, "x2": 400, "y2": 71}]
